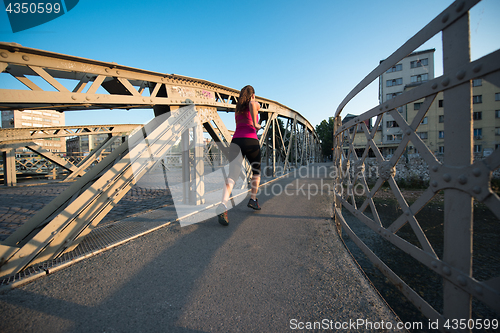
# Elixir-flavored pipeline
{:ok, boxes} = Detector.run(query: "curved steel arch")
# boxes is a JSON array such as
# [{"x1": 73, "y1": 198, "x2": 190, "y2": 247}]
[
  {"x1": 0, "y1": 43, "x2": 321, "y2": 278},
  {"x1": 0, "y1": 42, "x2": 317, "y2": 136}
]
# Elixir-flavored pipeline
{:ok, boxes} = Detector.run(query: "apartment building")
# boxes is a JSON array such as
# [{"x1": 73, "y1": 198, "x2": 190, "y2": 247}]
[
  {"x1": 346, "y1": 48, "x2": 500, "y2": 159},
  {"x1": 406, "y1": 78, "x2": 500, "y2": 158},
  {"x1": 1, "y1": 109, "x2": 66, "y2": 153},
  {"x1": 378, "y1": 49, "x2": 435, "y2": 156}
]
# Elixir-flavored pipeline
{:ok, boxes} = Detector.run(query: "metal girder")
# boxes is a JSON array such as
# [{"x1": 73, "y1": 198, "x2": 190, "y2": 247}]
[
  {"x1": 0, "y1": 124, "x2": 141, "y2": 145},
  {"x1": 24, "y1": 143, "x2": 77, "y2": 173},
  {"x1": 0, "y1": 43, "x2": 321, "y2": 278},
  {"x1": 0, "y1": 105, "x2": 200, "y2": 277},
  {"x1": 332, "y1": 0, "x2": 499, "y2": 331},
  {"x1": 0, "y1": 42, "x2": 317, "y2": 137},
  {"x1": 63, "y1": 134, "x2": 119, "y2": 182}
]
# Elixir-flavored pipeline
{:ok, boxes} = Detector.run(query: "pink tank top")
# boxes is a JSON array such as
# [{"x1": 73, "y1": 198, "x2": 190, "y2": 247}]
[{"x1": 233, "y1": 108, "x2": 258, "y2": 140}]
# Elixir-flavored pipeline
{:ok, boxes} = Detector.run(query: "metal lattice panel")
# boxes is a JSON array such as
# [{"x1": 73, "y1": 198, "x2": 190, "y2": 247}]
[{"x1": 333, "y1": 0, "x2": 499, "y2": 331}]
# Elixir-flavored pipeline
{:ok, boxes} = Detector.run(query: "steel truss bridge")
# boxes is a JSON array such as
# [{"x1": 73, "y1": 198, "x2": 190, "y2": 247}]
[
  {"x1": 333, "y1": 0, "x2": 499, "y2": 331},
  {"x1": 0, "y1": 41, "x2": 320, "y2": 279}
]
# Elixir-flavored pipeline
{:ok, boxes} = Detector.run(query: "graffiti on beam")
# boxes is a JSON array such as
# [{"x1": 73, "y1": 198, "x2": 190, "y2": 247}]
[{"x1": 171, "y1": 87, "x2": 215, "y2": 100}]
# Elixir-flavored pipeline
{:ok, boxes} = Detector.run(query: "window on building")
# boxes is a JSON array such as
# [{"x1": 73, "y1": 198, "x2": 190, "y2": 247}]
[
  {"x1": 386, "y1": 121, "x2": 399, "y2": 128},
  {"x1": 472, "y1": 79, "x2": 482, "y2": 87},
  {"x1": 417, "y1": 132, "x2": 428, "y2": 139},
  {"x1": 473, "y1": 95, "x2": 482, "y2": 104},
  {"x1": 411, "y1": 73, "x2": 428, "y2": 83},
  {"x1": 439, "y1": 115, "x2": 444, "y2": 123},
  {"x1": 496, "y1": 144, "x2": 500, "y2": 150},
  {"x1": 474, "y1": 128, "x2": 482, "y2": 139},
  {"x1": 438, "y1": 100, "x2": 443, "y2": 108},
  {"x1": 473, "y1": 111, "x2": 482, "y2": 120},
  {"x1": 386, "y1": 78, "x2": 403, "y2": 87},
  {"x1": 495, "y1": 127, "x2": 500, "y2": 136},
  {"x1": 439, "y1": 131, "x2": 444, "y2": 139},
  {"x1": 414, "y1": 102, "x2": 422, "y2": 110},
  {"x1": 386, "y1": 92, "x2": 402, "y2": 100},
  {"x1": 396, "y1": 106, "x2": 404, "y2": 113},
  {"x1": 474, "y1": 145, "x2": 482, "y2": 153},
  {"x1": 386, "y1": 64, "x2": 402, "y2": 73},
  {"x1": 496, "y1": 93, "x2": 500, "y2": 101},
  {"x1": 421, "y1": 117, "x2": 428, "y2": 125},
  {"x1": 438, "y1": 146, "x2": 444, "y2": 154},
  {"x1": 410, "y1": 58, "x2": 428, "y2": 68},
  {"x1": 496, "y1": 110, "x2": 500, "y2": 118}
]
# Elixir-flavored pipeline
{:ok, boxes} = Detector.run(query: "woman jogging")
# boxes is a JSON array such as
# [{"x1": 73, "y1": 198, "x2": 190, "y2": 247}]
[{"x1": 217, "y1": 85, "x2": 262, "y2": 226}]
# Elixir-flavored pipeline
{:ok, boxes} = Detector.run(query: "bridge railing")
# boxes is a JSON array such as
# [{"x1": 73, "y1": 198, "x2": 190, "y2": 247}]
[{"x1": 333, "y1": 0, "x2": 499, "y2": 331}]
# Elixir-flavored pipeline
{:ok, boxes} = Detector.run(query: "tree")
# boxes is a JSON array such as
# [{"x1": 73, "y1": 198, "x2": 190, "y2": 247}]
[{"x1": 315, "y1": 117, "x2": 335, "y2": 159}]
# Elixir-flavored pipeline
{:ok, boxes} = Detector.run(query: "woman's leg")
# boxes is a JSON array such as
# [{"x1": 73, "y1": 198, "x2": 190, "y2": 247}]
[
  {"x1": 221, "y1": 178, "x2": 235, "y2": 206},
  {"x1": 250, "y1": 174, "x2": 260, "y2": 200}
]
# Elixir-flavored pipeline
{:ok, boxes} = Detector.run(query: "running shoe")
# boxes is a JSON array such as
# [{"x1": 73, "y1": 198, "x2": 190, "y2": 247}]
[
  {"x1": 247, "y1": 198, "x2": 261, "y2": 210},
  {"x1": 216, "y1": 204, "x2": 229, "y2": 226}
]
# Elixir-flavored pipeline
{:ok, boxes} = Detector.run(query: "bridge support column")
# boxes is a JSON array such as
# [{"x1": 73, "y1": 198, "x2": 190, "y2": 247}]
[
  {"x1": 2, "y1": 148, "x2": 16, "y2": 186},
  {"x1": 180, "y1": 107, "x2": 205, "y2": 206},
  {"x1": 442, "y1": 12, "x2": 472, "y2": 324}
]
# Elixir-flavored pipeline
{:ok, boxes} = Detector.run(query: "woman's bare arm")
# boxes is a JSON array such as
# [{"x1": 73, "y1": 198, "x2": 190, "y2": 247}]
[{"x1": 250, "y1": 101, "x2": 261, "y2": 131}]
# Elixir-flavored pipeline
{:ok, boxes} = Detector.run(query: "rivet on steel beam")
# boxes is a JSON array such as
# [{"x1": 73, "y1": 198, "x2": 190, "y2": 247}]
[
  {"x1": 116, "y1": 70, "x2": 120, "y2": 75},
  {"x1": 86, "y1": 96, "x2": 91, "y2": 101},
  {"x1": 473, "y1": 186, "x2": 482, "y2": 194},
  {"x1": 105, "y1": 68, "x2": 110, "y2": 73},
  {"x1": 405, "y1": 128, "x2": 411, "y2": 135},
  {"x1": 405, "y1": 209, "x2": 411, "y2": 216},
  {"x1": 432, "y1": 165, "x2": 439, "y2": 172},
  {"x1": 431, "y1": 82, "x2": 438, "y2": 89},
  {"x1": 457, "y1": 276, "x2": 467, "y2": 286},
  {"x1": 71, "y1": 95, "x2": 77, "y2": 100},
  {"x1": 456, "y1": 70, "x2": 466, "y2": 80},
  {"x1": 0, "y1": 52, "x2": 7, "y2": 58},
  {"x1": 431, "y1": 180, "x2": 438, "y2": 187},
  {"x1": 443, "y1": 173, "x2": 451, "y2": 182},
  {"x1": 22, "y1": 55, "x2": 29, "y2": 61},
  {"x1": 431, "y1": 261, "x2": 438, "y2": 269},
  {"x1": 472, "y1": 168, "x2": 481, "y2": 177},
  {"x1": 441, "y1": 77, "x2": 450, "y2": 87},
  {"x1": 385, "y1": 105, "x2": 388, "y2": 109},
  {"x1": 456, "y1": 1, "x2": 465, "y2": 12},
  {"x1": 442, "y1": 13, "x2": 449, "y2": 23},
  {"x1": 472, "y1": 64, "x2": 482, "y2": 73},
  {"x1": 458, "y1": 174, "x2": 467, "y2": 185},
  {"x1": 443, "y1": 266, "x2": 451, "y2": 276}
]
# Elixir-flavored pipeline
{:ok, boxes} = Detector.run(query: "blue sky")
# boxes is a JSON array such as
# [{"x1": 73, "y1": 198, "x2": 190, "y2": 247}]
[{"x1": 1, "y1": 0, "x2": 499, "y2": 129}]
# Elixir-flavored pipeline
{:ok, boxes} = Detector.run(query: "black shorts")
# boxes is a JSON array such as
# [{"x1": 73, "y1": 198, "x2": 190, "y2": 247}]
[{"x1": 227, "y1": 137, "x2": 261, "y2": 181}]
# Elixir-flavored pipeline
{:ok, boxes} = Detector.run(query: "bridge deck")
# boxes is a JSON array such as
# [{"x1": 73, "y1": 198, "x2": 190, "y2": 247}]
[{"x1": 0, "y1": 164, "x2": 403, "y2": 332}]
